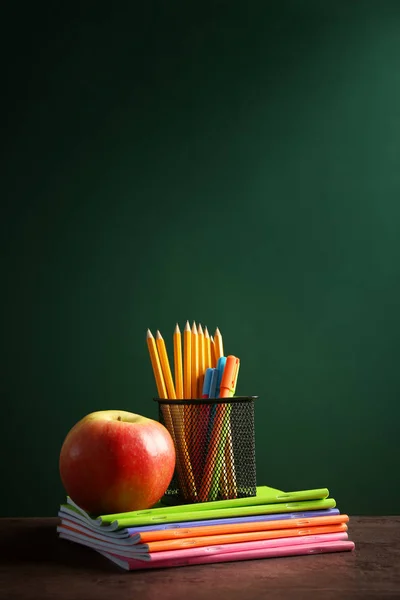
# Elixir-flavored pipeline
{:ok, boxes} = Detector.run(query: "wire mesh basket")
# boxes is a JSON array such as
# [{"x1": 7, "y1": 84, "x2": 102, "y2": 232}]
[{"x1": 155, "y1": 396, "x2": 257, "y2": 504}]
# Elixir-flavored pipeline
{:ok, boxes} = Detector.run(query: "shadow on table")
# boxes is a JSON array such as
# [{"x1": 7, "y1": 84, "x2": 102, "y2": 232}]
[{"x1": 0, "y1": 518, "x2": 119, "y2": 573}]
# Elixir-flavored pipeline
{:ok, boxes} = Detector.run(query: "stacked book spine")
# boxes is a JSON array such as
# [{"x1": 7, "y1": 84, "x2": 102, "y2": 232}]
[{"x1": 57, "y1": 486, "x2": 355, "y2": 571}]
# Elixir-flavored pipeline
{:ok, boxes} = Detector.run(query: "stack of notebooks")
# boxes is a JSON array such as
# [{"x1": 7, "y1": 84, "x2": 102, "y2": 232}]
[{"x1": 57, "y1": 485, "x2": 355, "y2": 570}]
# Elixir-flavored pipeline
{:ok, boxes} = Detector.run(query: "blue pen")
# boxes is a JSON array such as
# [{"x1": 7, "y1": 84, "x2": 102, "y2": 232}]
[
  {"x1": 205, "y1": 358, "x2": 226, "y2": 458},
  {"x1": 200, "y1": 369, "x2": 216, "y2": 474},
  {"x1": 208, "y1": 368, "x2": 218, "y2": 399},
  {"x1": 202, "y1": 368, "x2": 214, "y2": 398},
  {"x1": 215, "y1": 356, "x2": 227, "y2": 398}
]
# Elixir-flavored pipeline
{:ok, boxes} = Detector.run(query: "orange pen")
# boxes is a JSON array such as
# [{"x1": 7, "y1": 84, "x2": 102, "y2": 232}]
[
  {"x1": 198, "y1": 355, "x2": 241, "y2": 501},
  {"x1": 219, "y1": 355, "x2": 240, "y2": 398}
]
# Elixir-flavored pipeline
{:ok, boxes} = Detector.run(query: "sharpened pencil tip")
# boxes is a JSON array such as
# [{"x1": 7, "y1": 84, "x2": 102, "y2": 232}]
[
  {"x1": 215, "y1": 327, "x2": 221, "y2": 336},
  {"x1": 156, "y1": 330, "x2": 163, "y2": 339},
  {"x1": 191, "y1": 322, "x2": 197, "y2": 334},
  {"x1": 198, "y1": 323, "x2": 203, "y2": 334},
  {"x1": 147, "y1": 329, "x2": 154, "y2": 338},
  {"x1": 184, "y1": 321, "x2": 191, "y2": 331},
  {"x1": 204, "y1": 326, "x2": 209, "y2": 338},
  {"x1": 174, "y1": 323, "x2": 180, "y2": 333}
]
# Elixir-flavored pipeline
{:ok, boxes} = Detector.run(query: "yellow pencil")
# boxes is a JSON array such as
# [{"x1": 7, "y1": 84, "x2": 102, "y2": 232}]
[
  {"x1": 156, "y1": 330, "x2": 176, "y2": 399},
  {"x1": 183, "y1": 321, "x2": 191, "y2": 399},
  {"x1": 146, "y1": 329, "x2": 168, "y2": 399},
  {"x1": 147, "y1": 329, "x2": 177, "y2": 484},
  {"x1": 173, "y1": 324, "x2": 183, "y2": 399},
  {"x1": 214, "y1": 327, "x2": 224, "y2": 361},
  {"x1": 156, "y1": 329, "x2": 197, "y2": 500},
  {"x1": 191, "y1": 321, "x2": 199, "y2": 398},
  {"x1": 197, "y1": 323, "x2": 205, "y2": 393},
  {"x1": 183, "y1": 320, "x2": 194, "y2": 489},
  {"x1": 173, "y1": 321, "x2": 198, "y2": 499},
  {"x1": 183, "y1": 321, "x2": 198, "y2": 499},
  {"x1": 204, "y1": 326, "x2": 212, "y2": 370},
  {"x1": 210, "y1": 335, "x2": 217, "y2": 368}
]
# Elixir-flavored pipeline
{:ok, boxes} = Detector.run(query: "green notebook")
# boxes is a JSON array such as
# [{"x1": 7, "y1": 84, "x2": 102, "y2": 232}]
[
  {"x1": 60, "y1": 495, "x2": 336, "y2": 531},
  {"x1": 61, "y1": 485, "x2": 334, "y2": 530},
  {"x1": 110, "y1": 498, "x2": 336, "y2": 528},
  {"x1": 98, "y1": 486, "x2": 329, "y2": 523}
]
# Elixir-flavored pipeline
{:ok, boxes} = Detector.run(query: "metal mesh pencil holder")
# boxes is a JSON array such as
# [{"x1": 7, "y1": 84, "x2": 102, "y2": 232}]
[{"x1": 154, "y1": 396, "x2": 258, "y2": 504}]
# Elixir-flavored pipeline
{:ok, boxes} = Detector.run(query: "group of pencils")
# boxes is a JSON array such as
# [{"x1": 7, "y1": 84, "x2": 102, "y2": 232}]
[
  {"x1": 146, "y1": 322, "x2": 239, "y2": 503},
  {"x1": 146, "y1": 322, "x2": 223, "y2": 401}
]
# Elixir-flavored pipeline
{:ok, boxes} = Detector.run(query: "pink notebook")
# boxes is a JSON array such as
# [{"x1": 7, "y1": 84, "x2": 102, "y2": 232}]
[
  {"x1": 99, "y1": 534, "x2": 355, "y2": 570},
  {"x1": 59, "y1": 529, "x2": 348, "y2": 561}
]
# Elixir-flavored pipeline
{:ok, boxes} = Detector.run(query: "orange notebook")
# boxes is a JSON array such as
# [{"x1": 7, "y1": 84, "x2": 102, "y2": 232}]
[
  {"x1": 146, "y1": 523, "x2": 348, "y2": 552},
  {"x1": 138, "y1": 514, "x2": 349, "y2": 543}
]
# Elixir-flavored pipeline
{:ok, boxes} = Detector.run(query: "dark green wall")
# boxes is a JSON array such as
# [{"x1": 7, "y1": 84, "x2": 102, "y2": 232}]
[{"x1": 2, "y1": 2, "x2": 400, "y2": 516}]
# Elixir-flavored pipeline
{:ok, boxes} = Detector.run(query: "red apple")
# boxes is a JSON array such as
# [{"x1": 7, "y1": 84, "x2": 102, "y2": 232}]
[{"x1": 59, "y1": 410, "x2": 176, "y2": 514}]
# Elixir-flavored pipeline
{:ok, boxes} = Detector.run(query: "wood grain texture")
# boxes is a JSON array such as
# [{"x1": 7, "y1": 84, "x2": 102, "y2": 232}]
[{"x1": 0, "y1": 517, "x2": 399, "y2": 600}]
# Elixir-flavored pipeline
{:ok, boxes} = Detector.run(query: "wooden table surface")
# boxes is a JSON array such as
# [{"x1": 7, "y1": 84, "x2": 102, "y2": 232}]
[{"x1": 0, "y1": 517, "x2": 399, "y2": 599}]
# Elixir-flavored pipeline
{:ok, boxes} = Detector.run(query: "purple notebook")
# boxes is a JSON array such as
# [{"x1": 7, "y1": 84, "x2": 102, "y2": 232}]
[{"x1": 126, "y1": 508, "x2": 340, "y2": 535}]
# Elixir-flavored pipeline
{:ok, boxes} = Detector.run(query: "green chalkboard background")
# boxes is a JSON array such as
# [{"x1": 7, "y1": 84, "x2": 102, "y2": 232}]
[{"x1": 2, "y1": 1, "x2": 400, "y2": 517}]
